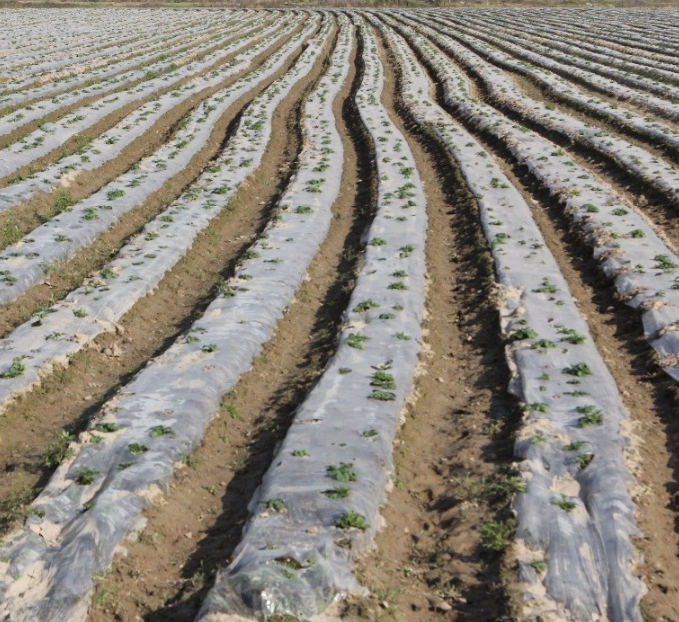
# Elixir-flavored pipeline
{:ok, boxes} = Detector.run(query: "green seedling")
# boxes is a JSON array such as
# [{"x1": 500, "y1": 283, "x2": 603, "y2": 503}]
[
  {"x1": 149, "y1": 425, "x2": 175, "y2": 438},
  {"x1": 265, "y1": 498, "x2": 285, "y2": 512},
  {"x1": 323, "y1": 487, "x2": 350, "y2": 499},
  {"x1": 532, "y1": 339, "x2": 557, "y2": 349},
  {"x1": 95, "y1": 422, "x2": 122, "y2": 433},
  {"x1": 563, "y1": 362, "x2": 592, "y2": 377},
  {"x1": 74, "y1": 467, "x2": 99, "y2": 485},
  {"x1": 327, "y1": 462, "x2": 357, "y2": 482},
  {"x1": 551, "y1": 494, "x2": 577, "y2": 512},
  {"x1": 371, "y1": 371, "x2": 396, "y2": 389},
  {"x1": 128, "y1": 443, "x2": 148, "y2": 454},
  {"x1": 1, "y1": 356, "x2": 26, "y2": 379},
  {"x1": 346, "y1": 334, "x2": 369, "y2": 349},
  {"x1": 353, "y1": 299, "x2": 380, "y2": 313},
  {"x1": 335, "y1": 510, "x2": 369, "y2": 530},
  {"x1": 508, "y1": 327, "x2": 537, "y2": 342}
]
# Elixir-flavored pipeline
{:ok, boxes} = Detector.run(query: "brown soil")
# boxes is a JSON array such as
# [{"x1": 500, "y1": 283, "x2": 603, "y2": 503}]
[
  {"x1": 0, "y1": 16, "x2": 265, "y2": 150},
  {"x1": 0, "y1": 19, "x2": 307, "y2": 344},
  {"x1": 424, "y1": 54, "x2": 679, "y2": 621},
  {"x1": 335, "y1": 24, "x2": 520, "y2": 622},
  {"x1": 418, "y1": 27, "x2": 679, "y2": 257},
  {"x1": 0, "y1": 18, "x2": 228, "y2": 97},
  {"x1": 0, "y1": 19, "x2": 323, "y2": 534},
  {"x1": 0, "y1": 15, "x2": 277, "y2": 184},
  {"x1": 83, "y1": 22, "x2": 381, "y2": 622}
]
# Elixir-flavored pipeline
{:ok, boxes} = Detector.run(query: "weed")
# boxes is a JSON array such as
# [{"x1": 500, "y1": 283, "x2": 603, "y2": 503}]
[
  {"x1": 53, "y1": 190, "x2": 74, "y2": 211},
  {"x1": 480, "y1": 519, "x2": 516, "y2": 552},
  {"x1": 41, "y1": 431, "x2": 75, "y2": 467},
  {"x1": 181, "y1": 453, "x2": 200, "y2": 468}
]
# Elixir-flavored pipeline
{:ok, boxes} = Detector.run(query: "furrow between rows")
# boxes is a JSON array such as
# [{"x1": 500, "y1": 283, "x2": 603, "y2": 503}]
[
  {"x1": 376, "y1": 14, "x2": 645, "y2": 622},
  {"x1": 0, "y1": 14, "x2": 339, "y2": 622}
]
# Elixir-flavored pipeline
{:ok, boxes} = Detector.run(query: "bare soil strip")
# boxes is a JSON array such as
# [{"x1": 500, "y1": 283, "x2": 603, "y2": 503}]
[
  {"x1": 0, "y1": 15, "x2": 278, "y2": 185},
  {"x1": 332, "y1": 25, "x2": 520, "y2": 622},
  {"x1": 0, "y1": 18, "x2": 259, "y2": 148},
  {"x1": 0, "y1": 18, "x2": 282, "y2": 255},
  {"x1": 0, "y1": 21, "x2": 309, "y2": 347},
  {"x1": 420, "y1": 37, "x2": 679, "y2": 259},
  {"x1": 0, "y1": 19, "x2": 324, "y2": 536},
  {"x1": 408, "y1": 32, "x2": 679, "y2": 621},
  {"x1": 84, "y1": 26, "x2": 378, "y2": 622}
]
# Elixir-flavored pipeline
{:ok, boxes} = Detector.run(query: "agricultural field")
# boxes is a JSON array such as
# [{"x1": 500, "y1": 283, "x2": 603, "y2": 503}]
[{"x1": 1, "y1": 6, "x2": 679, "y2": 622}]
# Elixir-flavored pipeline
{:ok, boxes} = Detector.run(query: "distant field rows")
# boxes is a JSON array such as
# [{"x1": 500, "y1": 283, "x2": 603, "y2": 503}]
[{"x1": 0, "y1": 8, "x2": 679, "y2": 622}]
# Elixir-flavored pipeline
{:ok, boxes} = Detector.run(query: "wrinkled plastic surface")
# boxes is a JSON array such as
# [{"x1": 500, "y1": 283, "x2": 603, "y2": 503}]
[
  {"x1": 378, "y1": 14, "x2": 645, "y2": 622},
  {"x1": 0, "y1": 14, "x2": 328, "y2": 622}
]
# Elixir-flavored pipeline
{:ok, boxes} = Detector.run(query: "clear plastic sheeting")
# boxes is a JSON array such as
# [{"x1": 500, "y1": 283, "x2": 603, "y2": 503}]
[
  {"x1": 420, "y1": 11, "x2": 679, "y2": 123},
  {"x1": 197, "y1": 15, "x2": 427, "y2": 622},
  {"x1": 376, "y1": 14, "x2": 645, "y2": 622},
  {"x1": 0, "y1": 14, "x2": 248, "y2": 111},
  {"x1": 406, "y1": 11, "x2": 679, "y2": 160},
  {"x1": 0, "y1": 14, "x2": 307, "y2": 310},
  {"x1": 0, "y1": 12, "x2": 286, "y2": 178},
  {"x1": 0, "y1": 13, "x2": 271, "y2": 211},
  {"x1": 390, "y1": 16, "x2": 679, "y2": 387},
  {"x1": 0, "y1": 18, "x2": 325, "y2": 417},
  {"x1": 399, "y1": 12, "x2": 679, "y2": 203},
  {"x1": 0, "y1": 13, "x2": 333, "y2": 622}
]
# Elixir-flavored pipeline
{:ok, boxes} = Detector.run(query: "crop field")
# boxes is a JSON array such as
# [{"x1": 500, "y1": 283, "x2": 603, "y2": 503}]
[{"x1": 3, "y1": 6, "x2": 679, "y2": 622}]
